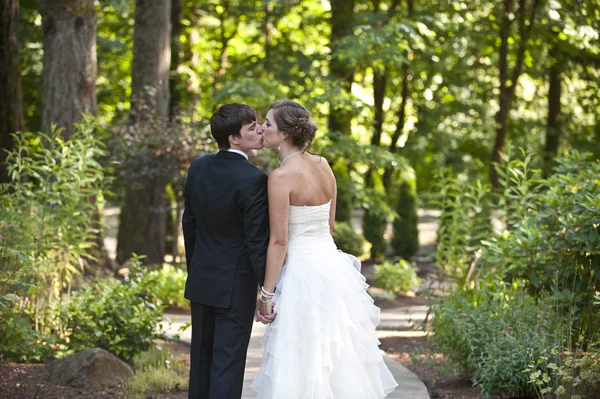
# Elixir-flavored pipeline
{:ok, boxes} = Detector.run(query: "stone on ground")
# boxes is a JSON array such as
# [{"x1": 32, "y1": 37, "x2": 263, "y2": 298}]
[{"x1": 46, "y1": 348, "x2": 133, "y2": 390}]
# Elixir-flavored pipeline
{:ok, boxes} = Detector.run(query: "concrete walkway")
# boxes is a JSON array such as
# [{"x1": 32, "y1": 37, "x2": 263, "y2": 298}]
[{"x1": 163, "y1": 305, "x2": 430, "y2": 399}]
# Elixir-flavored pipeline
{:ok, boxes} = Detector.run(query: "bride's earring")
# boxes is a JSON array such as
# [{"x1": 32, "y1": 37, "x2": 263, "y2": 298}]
[{"x1": 275, "y1": 136, "x2": 284, "y2": 164}]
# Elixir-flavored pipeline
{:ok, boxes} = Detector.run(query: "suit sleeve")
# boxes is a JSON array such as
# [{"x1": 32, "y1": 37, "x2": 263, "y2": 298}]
[
  {"x1": 182, "y1": 164, "x2": 197, "y2": 273},
  {"x1": 242, "y1": 173, "x2": 270, "y2": 286}
]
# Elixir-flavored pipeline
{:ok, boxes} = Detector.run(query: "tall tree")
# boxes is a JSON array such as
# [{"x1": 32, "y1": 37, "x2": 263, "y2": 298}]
[
  {"x1": 543, "y1": 44, "x2": 562, "y2": 176},
  {"x1": 117, "y1": 0, "x2": 171, "y2": 265},
  {"x1": 37, "y1": 0, "x2": 113, "y2": 270},
  {"x1": 0, "y1": 0, "x2": 25, "y2": 183},
  {"x1": 490, "y1": 0, "x2": 541, "y2": 189},
  {"x1": 328, "y1": 0, "x2": 355, "y2": 136},
  {"x1": 39, "y1": 0, "x2": 97, "y2": 139},
  {"x1": 169, "y1": 0, "x2": 183, "y2": 119}
]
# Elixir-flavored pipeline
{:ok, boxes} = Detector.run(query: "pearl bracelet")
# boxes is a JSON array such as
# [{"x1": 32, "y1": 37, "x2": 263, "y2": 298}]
[{"x1": 261, "y1": 286, "x2": 275, "y2": 297}]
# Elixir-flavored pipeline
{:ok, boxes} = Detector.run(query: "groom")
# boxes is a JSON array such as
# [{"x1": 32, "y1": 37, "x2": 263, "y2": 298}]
[{"x1": 182, "y1": 103, "x2": 272, "y2": 398}]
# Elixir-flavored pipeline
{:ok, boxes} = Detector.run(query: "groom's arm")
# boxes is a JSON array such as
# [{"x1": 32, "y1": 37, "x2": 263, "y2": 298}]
[
  {"x1": 182, "y1": 164, "x2": 197, "y2": 273},
  {"x1": 242, "y1": 173, "x2": 270, "y2": 286}
]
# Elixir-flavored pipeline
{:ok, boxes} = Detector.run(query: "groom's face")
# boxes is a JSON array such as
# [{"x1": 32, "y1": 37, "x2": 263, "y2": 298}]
[{"x1": 230, "y1": 120, "x2": 264, "y2": 152}]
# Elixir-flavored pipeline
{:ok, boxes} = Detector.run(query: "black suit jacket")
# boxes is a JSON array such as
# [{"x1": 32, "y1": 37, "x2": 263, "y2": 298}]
[{"x1": 182, "y1": 151, "x2": 269, "y2": 309}]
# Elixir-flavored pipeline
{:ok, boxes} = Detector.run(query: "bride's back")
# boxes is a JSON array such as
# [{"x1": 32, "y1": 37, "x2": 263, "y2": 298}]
[{"x1": 283, "y1": 153, "x2": 335, "y2": 207}]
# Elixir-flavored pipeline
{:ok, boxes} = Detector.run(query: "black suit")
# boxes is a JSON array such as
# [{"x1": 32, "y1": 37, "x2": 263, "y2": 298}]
[{"x1": 182, "y1": 150, "x2": 269, "y2": 399}]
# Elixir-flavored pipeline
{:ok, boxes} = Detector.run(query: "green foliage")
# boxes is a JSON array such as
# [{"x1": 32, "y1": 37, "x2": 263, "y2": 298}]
[
  {"x1": 483, "y1": 151, "x2": 600, "y2": 307},
  {"x1": 372, "y1": 260, "x2": 420, "y2": 295},
  {"x1": 61, "y1": 257, "x2": 165, "y2": 363},
  {"x1": 0, "y1": 307, "x2": 54, "y2": 362},
  {"x1": 332, "y1": 222, "x2": 367, "y2": 258},
  {"x1": 429, "y1": 276, "x2": 553, "y2": 398},
  {"x1": 363, "y1": 191, "x2": 389, "y2": 260},
  {"x1": 0, "y1": 118, "x2": 109, "y2": 331},
  {"x1": 432, "y1": 169, "x2": 492, "y2": 282},
  {"x1": 331, "y1": 158, "x2": 354, "y2": 222},
  {"x1": 147, "y1": 264, "x2": 188, "y2": 309},
  {"x1": 391, "y1": 169, "x2": 420, "y2": 260},
  {"x1": 126, "y1": 346, "x2": 187, "y2": 399}
]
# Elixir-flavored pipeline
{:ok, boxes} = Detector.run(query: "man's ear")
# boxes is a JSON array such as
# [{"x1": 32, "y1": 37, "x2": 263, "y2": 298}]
[{"x1": 228, "y1": 134, "x2": 239, "y2": 146}]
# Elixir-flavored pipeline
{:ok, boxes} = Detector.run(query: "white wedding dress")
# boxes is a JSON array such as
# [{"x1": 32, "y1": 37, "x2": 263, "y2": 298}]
[{"x1": 251, "y1": 200, "x2": 398, "y2": 398}]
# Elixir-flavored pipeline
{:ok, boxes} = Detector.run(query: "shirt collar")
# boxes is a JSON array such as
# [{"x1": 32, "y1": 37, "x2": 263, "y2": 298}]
[{"x1": 227, "y1": 148, "x2": 249, "y2": 160}]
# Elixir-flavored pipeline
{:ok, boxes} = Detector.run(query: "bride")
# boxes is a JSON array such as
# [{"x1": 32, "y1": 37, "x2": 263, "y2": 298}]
[{"x1": 251, "y1": 100, "x2": 398, "y2": 398}]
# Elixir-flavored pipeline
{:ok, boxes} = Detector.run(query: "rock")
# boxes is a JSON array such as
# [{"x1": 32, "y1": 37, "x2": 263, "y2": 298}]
[{"x1": 46, "y1": 348, "x2": 133, "y2": 390}]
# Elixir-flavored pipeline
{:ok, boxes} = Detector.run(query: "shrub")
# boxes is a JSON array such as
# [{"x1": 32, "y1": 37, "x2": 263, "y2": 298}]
[
  {"x1": 391, "y1": 170, "x2": 419, "y2": 260},
  {"x1": 484, "y1": 151, "x2": 600, "y2": 305},
  {"x1": 332, "y1": 158, "x2": 353, "y2": 222},
  {"x1": 372, "y1": 260, "x2": 420, "y2": 295},
  {"x1": 429, "y1": 276, "x2": 555, "y2": 398},
  {"x1": 0, "y1": 308, "x2": 55, "y2": 362},
  {"x1": 332, "y1": 222, "x2": 367, "y2": 258},
  {"x1": 61, "y1": 258, "x2": 165, "y2": 363},
  {"x1": 363, "y1": 194, "x2": 389, "y2": 260},
  {"x1": 432, "y1": 169, "x2": 492, "y2": 282},
  {"x1": 0, "y1": 119, "x2": 109, "y2": 332},
  {"x1": 148, "y1": 263, "x2": 188, "y2": 309}
]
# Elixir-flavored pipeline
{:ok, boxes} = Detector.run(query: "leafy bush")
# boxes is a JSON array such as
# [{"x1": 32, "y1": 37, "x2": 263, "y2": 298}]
[
  {"x1": 429, "y1": 277, "x2": 554, "y2": 397},
  {"x1": 432, "y1": 169, "x2": 492, "y2": 282},
  {"x1": 391, "y1": 170, "x2": 419, "y2": 260},
  {"x1": 0, "y1": 308, "x2": 55, "y2": 362},
  {"x1": 484, "y1": 151, "x2": 600, "y2": 307},
  {"x1": 0, "y1": 119, "x2": 109, "y2": 332},
  {"x1": 372, "y1": 260, "x2": 420, "y2": 295},
  {"x1": 148, "y1": 263, "x2": 188, "y2": 309},
  {"x1": 61, "y1": 258, "x2": 165, "y2": 363},
  {"x1": 332, "y1": 222, "x2": 367, "y2": 258}
]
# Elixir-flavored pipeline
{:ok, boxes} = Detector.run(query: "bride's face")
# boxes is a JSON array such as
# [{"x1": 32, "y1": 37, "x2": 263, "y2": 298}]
[{"x1": 261, "y1": 109, "x2": 283, "y2": 150}]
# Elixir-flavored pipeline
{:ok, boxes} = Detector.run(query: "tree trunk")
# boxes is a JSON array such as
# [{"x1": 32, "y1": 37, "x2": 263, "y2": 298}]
[
  {"x1": 118, "y1": 0, "x2": 171, "y2": 265},
  {"x1": 383, "y1": 65, "x2": 411, "y2": 190},
  {"x1": 129, "y1": 0, "x2": 171, "y2": 121},
  {"x1": 328, "y1": 0, "x2": 355, "y2": 136},
  {"x1": 117, "y1": 178, "x2": 169, "y2": 264},
  {"x1": 543, "y1": 47, "x2": 562, "y2": 177},
  {"x1": 169, "y1": 0, "x2": 183, "y2": 119},
  {"x1": 372, "y1": 70, "x2": 387, "y2": 147},
  {"x1": 38, "y1": 0, "x2": 112, "y2": 270},
  {"x1": 490, "y1": 0, "x2": 540, "y2": 189},
  {"x1": 365, "y1": 69, "x2": 387, "y2": 188},
  {"x1": 0, "y1": 0, "x2": 24, "y2": 183},
  {"x1": 383, "y1": 0, "x2": 412, "y2": 191},
  {"x1": 171, "y1": 202, "x2": 182, "y2": 262},
  {"x1": 39, "y1": 0, "x2": 97, "y2": 139}
]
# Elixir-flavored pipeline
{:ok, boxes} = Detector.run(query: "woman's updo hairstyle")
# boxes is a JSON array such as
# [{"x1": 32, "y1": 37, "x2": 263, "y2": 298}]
[{"x1": 268, "y1": 100, "x2": 318, "y2": 152}]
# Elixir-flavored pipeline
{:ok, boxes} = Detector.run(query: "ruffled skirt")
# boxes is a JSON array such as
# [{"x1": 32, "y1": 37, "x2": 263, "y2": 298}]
[{"x1": 251, "y1": 242, "x2": 398, "y2": 398}]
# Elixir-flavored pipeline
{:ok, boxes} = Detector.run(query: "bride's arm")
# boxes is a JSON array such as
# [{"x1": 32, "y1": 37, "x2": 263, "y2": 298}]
[{"x1": 261, "y1": 169, "x2": 291, "y2": 315}]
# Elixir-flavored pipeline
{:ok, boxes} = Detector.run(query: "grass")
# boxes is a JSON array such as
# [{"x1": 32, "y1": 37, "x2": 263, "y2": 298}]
[{"x1": 125, "y1": 345, "x2": 188, "y2": 399}]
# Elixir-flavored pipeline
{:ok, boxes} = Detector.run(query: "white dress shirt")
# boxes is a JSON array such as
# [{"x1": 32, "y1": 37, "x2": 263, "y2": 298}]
[{"x1": 227, "y1": 148, "x2": 249, "y2": 160}]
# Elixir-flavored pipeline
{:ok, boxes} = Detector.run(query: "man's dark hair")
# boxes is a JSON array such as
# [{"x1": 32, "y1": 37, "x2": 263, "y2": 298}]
[{"x1": 210, "y1": 103, "x2": 257, "y2": 149}]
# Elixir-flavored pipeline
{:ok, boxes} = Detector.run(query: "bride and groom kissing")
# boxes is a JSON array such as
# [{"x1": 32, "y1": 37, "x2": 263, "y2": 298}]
[{"x1": 182, "y1": 100, "x2": 398, "y2": 399}]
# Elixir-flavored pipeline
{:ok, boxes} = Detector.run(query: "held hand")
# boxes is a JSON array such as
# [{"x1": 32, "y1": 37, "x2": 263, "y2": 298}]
[
  {"x1": 255, "y1": 300, "x2": 276, "y2": 324},
  {"x1": 260, "y1": 299, "x2": 274, "y2": 316},
  {"x1": 256, "y1": 311, "x2": 276, "y2": 324}
]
